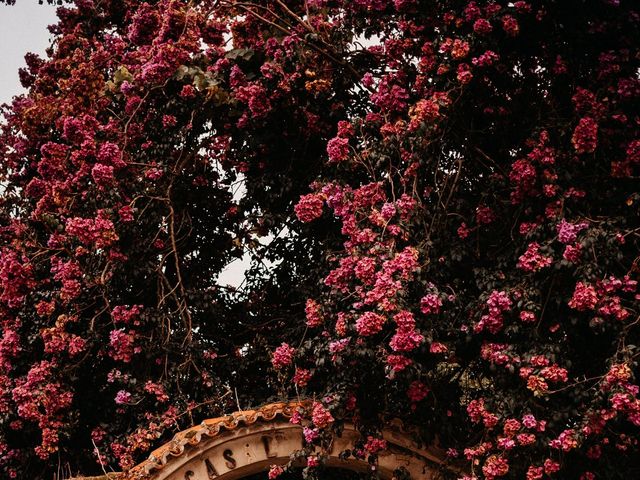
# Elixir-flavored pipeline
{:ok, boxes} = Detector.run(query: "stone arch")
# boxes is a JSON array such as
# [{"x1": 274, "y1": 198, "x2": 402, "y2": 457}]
[{"x1": 122, "y1": 402, "x2": 449, "y2": 480}]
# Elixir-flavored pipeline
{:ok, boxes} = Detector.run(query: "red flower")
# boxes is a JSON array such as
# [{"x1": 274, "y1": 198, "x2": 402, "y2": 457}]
[
  {"x1": 572, "y1": 117, "x2": 598, "y2": 154},
  {"x1": 295, "y1": 193, "x2": 324, "y2": 223},
  {"x1": 271, "y1": 343, "x2": 295, "y2": 370},
  {"x1": 311, "y1": 401, "x2": 334, "y2": 428},
  {"x1": 407, "y1": 381, "x2": 429, "y2": 403},
  {"x1": 355, "y1": 311, "x2": 386, "y2": 336},
  {"x1": 326, "y1": 136, "x2": 350, "y2": 163},
  {"x1": 568, "y1": 282, "x2": 598, "y2": 311}
]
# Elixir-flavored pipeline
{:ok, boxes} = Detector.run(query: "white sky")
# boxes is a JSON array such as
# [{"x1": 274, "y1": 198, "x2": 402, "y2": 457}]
[{"x1": 0, "y1": 2, "x2": 58, "y2": 104}]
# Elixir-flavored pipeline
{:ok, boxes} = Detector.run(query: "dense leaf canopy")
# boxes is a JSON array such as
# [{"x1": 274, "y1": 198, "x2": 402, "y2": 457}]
[{"x1": 0, "y1": 1, "x2": 638, "y2": 479}]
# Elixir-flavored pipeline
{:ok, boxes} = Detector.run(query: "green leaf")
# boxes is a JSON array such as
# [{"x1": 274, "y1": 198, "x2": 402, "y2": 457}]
[
  {"x1": 225, "y1": 48, "x2": 255, "y2": 61},
  {"x1": 113, "y1": 65, "x2": 133, "y2": 84}
]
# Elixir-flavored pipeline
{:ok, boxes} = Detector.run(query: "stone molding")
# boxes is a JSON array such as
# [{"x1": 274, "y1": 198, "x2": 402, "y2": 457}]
[{"x1": 75, "y1": 401, "x2": 450, "y2": 480}]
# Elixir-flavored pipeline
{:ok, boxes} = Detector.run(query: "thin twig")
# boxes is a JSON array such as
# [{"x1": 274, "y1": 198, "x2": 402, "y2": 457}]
[{"x1": 91, "y1": 439, "x2": 109, "y2": 478}]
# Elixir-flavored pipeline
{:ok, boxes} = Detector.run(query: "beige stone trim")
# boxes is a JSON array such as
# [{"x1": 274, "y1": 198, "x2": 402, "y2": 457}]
[{"x1": 76, "y1": 401, "x2": 450, "y2": 480}]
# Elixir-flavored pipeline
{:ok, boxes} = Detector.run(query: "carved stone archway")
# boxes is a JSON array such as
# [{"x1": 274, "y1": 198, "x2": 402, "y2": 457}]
[{"x1": 120, "y1": 402, "x2": 448, "y2": 480}]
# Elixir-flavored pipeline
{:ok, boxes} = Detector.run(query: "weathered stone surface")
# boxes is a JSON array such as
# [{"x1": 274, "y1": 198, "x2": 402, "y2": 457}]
[{"x1": 76, "y1": 402, "x2": 451, "y2": 480}]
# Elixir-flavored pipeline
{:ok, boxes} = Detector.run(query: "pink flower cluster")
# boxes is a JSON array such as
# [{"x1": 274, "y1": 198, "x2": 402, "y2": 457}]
[
  {"x1": 41, "y1": 327, "x2": 86, "y2": 357},
  {"x1": 293, "y1": 368, "x2": 312, "y2": 387},
  {"x1": 11, "y1": 361, "x2": 73, "y2": 459},
  {"x1": 572, "y1": 117, "x2": 598, "y2": 154},
  {"x1": 326, "y1": 137, "x2": 350, "y2": 163},
  {"x1": 502, "y1": 15, "x2": 519, "y2": 36},
  {"x1": 143, "y1": 381, "x2": 169, "y2": 403},
  {"x1": 420, "y1": 293, "x2": 442, "y2": 314},
  {"x1": 0, "y1": 249, "x2": 35, "y2": 308},
  {"x1": 111, "y1": 305, "x2": 143, "y2": 325},
  {"x1": 472, "y1": 50, "x2": 499, "y2": 67},
  {"x1": 568, "y1": 282, "x2": 598, "y2": 311},
  {"x1": 370, "y1": 75, "x2": 409, "y2": 112},
  {"x1": 268, "y1": 465, "x2": 284, "y2": 479},
  {"x1": 91, "y1": 163, "x2": 115, "y2": 188},
  {"x1": 97, "y1": 142, "x2": 126, "y2": 170},
  {"x1": 50, "y1": 257, "x2": 82, "y2": 303},
  {"x1": 475, "y1": 290, "x2": 512, "y2": 334},
  {"x1": 407, "y1": 381, "x2": 429, "y2": 403},
  {"x1": 386, "y1": 354, "x2": 412, "y2": 373},
  {"x1": 603, "y1": 363, "x2": 632, "y2": 390},
  {"x1": 563, "y1": 244, "x2": 582, "y2": 263},
  {"x1": 473, "y1": 18, "x2": 493, "y2": 35},
  {"x1": 295, "y1": 193, "x2": 324, "y2": 223},
  {"x1": 483, "y1": 455, "x2": 509, "y2": 479},
  {"x1": 304, "y1": 299, "x2": 323, "y2": 327},
  {"x1": 549, "y1": 429, "x2": 578, "y2": 452},
  {"x1": 363, "y1": 247, "x2": 420, "y2": 311},
  {"x1": 509, "y1": 158, "x2": 537, "y2": 204},
  {"x1": 271, "y1": 343, "x2": 295, "y2": 370},
  {"x1": 66, "y1": 215, "x2": 118, "y2": 249},
  {"x1": 517, "y1": 242, "x2": 553, "y2": 272},
  {"x1": 467, "y1": 398, "x2": 498, "y2": 428},
  {"x1": 389, "y1": 310, "x2": 424, "y2": 352},
  {"x1": 311, "y1": 401, "x2": 334, "y2": 428},
  {"x1": 480, "y1": 342, "x2": 518, "y2": 368},
  {"x1": 234, "y1": 83, "x2": 271, "y2": 120},
  {"x1": 556, "y1": 219, "x2": 588, "y2": 244},
  {"x1": 115, "y1": 390, "x2": 132, "y2": 405},
  {"x1": 354, "y1": 257, "x2": 377, "y2": 285},
  {"x1": 364, "y1": 435, "x2": 387, "y2": 454},
  {"x1": 476, "y1": 206, "x2": 496, "y2": 225},
  {"x1": 408, "y1": 97, "x2": 441, "y2": 130},
  {"x1": 355, "y1": 311, "x2": 386, "y2": 336},
  {"x1": 109, "y1": 329, "x2": 138, "y2": 363},
  {"x1": 303, "y1": 426, "x2": 319, "y2": 443}
]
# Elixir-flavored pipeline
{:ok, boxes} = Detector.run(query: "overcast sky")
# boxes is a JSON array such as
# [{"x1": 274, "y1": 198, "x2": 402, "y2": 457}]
[{"x1": 0, "y1": 2, "x2": 57, "y2": 104}]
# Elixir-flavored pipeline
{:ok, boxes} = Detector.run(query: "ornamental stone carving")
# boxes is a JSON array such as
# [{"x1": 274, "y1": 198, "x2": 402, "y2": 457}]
[{"x1": 77, "y1": 402, "x2": 450, "y2": 480}]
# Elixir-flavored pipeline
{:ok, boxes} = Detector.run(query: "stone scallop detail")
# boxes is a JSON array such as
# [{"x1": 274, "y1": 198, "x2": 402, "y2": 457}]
[
  {"x1": 74, "y1": 401, "x2": 454, "y2": 480},
  {"x1": 127, "y1": 402, "x2": 304, "y2": 478}
]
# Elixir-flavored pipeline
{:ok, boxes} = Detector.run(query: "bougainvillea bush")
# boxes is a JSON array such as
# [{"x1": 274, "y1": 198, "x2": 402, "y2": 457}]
[{"x1": 0, "y1": 0, "x2": 639, "y2": 479}]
